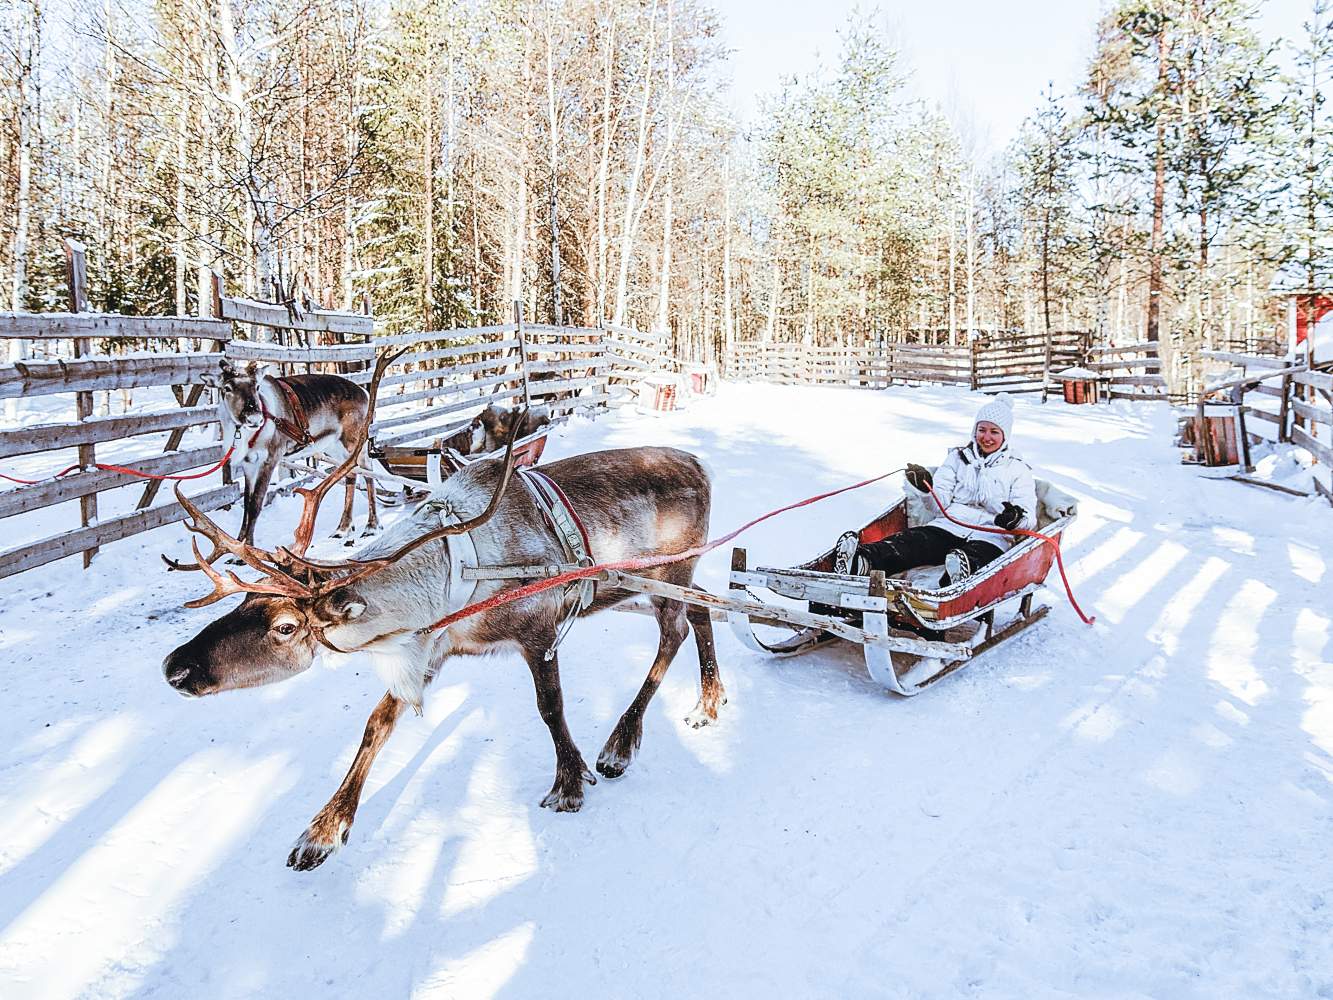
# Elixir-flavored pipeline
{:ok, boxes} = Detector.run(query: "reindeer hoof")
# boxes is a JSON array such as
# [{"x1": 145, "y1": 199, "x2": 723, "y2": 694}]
[
  {"x1": 684, "y1": 694, "x2": 727, "y2": 729},
  {"x1": 286, "y1": 822, "x2": 348, "y2": 872},
  {"x1": 539, "y1": 788, "x2": 584, "y2": 812},
  {"x1": 539, "y1": 767, "x2": 595, "y2": 811},
  {"x1": 596, "y1": 746, "x2": 632, "y2": 779}
]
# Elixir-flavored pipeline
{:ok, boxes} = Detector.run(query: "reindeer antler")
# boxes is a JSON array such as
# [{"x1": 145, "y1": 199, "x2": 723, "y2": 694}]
[
  {"x1": 299, "y1": 404, "x2": 528, "y2": 590},
  {"x1": 172, "y1": 485, "x2": 317, "y2": 608},
  {"x1": 288, "y1": 346, "x2": 408, "y2": 558},
  {"x1": 349, "y1": 405, "x2": 527, "y2": 569}
]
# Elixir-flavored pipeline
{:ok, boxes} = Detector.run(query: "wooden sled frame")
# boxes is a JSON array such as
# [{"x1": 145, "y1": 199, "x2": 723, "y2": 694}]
[{"x1": 371, "y1": 426, "x2": 551, "y2": 487}]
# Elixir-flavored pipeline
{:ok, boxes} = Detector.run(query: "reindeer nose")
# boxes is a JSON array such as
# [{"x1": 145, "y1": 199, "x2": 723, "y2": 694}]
[{"x1": 162, "y1": 650, "x2": 201, "y2": 697}]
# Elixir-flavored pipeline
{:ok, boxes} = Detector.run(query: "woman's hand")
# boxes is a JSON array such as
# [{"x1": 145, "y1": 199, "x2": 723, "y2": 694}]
[
  {"x1": 994, "y1": 502, "x2": 1026, "y2": 531},
  {"x1": 905, "y1": 464, "x2": 933, "y2": 492}
]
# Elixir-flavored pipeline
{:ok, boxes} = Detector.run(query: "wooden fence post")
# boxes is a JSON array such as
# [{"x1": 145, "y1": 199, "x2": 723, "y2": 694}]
[
  {"x1": 969, "y1": 337, "x2": 979, "y2": 392},
  {"x1": 1277, "y1": 373, "x2": 1292, "y2": 444},
  {"x1": 63, "y1": 239, "x2": 99, "y2": 568}
]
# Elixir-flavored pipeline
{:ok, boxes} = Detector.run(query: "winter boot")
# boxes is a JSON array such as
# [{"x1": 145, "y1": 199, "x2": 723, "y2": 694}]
[
  {"x1": 832, "y1": 531, "x2": 868, "y2": 576},
  {"x1": 940, "y1": 548, "x2": 972, "y2": 588}
]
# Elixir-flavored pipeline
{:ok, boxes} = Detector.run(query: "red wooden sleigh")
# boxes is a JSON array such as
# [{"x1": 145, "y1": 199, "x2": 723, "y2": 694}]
[{"x1": 726, "y1": 479, "x2": 1079, "y2": 695}]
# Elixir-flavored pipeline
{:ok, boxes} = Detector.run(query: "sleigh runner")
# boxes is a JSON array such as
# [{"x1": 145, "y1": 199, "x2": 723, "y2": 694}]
[{"x1": 724, "y1": 479, "x2": 1079, "y2": 695}]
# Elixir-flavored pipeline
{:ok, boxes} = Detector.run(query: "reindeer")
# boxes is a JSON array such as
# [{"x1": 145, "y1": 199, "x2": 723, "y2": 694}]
[
  {"x1": 161, "y1": 359, "x2": 726, "y2": 871},
  {"x1": 192, "y1": 358, "x2": 387, "y2": 556},
  {"x1": 475, "y1": 402, "x2": 551, "y2": 453}
]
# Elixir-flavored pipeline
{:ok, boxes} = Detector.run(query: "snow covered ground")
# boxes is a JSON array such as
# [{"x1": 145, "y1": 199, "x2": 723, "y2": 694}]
[{"x1": 2, "y1": 382, "x2": 1331, "y2": 999}]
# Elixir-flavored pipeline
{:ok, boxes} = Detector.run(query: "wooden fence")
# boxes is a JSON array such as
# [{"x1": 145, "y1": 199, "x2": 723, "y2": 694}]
[
  {"x1": 1218, "y1": 355, "x2": 1333, "y2": 502},
  {"x1": 1084, "y1": 342, "x2": 1169, "y2": 401},
  {"x1": 724, "y1": 331, "x2": 1090, "y2": 393},
  {"x1": 0, "y1": 249, "x2": 674, "y2": 582}
]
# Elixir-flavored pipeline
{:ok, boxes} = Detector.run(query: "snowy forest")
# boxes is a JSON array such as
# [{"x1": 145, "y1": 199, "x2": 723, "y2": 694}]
[{"x1": 1, "y1": 0, "x2": 1330, "y2": 363}]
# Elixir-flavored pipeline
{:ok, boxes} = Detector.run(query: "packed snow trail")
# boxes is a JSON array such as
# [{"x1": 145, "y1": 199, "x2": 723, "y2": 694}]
[{"x1": 1, "y1": 382, "x2": 1330, "y2": 999}]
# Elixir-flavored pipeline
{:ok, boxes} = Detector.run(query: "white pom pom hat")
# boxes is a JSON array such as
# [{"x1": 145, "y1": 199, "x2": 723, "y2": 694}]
[{"x1": 973, "y1": 392, "x2": 1014, "y2": 441}]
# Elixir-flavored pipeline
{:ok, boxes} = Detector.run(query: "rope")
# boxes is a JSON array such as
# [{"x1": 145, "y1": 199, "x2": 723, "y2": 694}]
[
  {"x1": 2, "y1": 439, "x2": 237, "y2": 486},
  {"x1": 923, "y1": 483, "x2": 1096, "y2": 625},
  {"x1": 420, "y1": 468, "x2": 909, "y2": 634}
]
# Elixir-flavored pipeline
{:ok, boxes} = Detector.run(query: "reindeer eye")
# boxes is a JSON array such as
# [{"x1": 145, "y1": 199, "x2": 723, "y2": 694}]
[{"x1": 273, "y1": 622, "x2": 298, "y2": 636}]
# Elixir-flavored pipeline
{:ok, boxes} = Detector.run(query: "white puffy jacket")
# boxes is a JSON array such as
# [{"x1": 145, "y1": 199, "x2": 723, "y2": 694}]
[{"x1": 908, "y1": 442, "x2": 1038, "y2": 551}]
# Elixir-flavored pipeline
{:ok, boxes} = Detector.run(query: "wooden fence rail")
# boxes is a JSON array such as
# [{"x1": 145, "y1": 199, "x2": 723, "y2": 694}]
[
  {"x1": 1, "y1": 275, "x2": 677, "y2": 580},
  {"x1": 724, "y1": 332, "x2": 1092, "y2": 394}
]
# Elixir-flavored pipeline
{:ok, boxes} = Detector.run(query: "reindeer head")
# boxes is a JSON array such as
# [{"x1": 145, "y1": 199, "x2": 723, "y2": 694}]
[
  {"x1": 161, "y1": 362, "x2": 523, "y2": 698},
  {"x1": 203, "y1": 358, "x2": 265, "y2": 430},
  {"x1": 161, "y1": 504, "x2": 461, "y2": 698}
]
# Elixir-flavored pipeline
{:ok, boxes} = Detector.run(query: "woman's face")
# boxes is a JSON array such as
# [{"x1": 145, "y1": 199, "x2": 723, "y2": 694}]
[{"x1": 975, "y1": 420, "x2": 1005, "y2": 455}]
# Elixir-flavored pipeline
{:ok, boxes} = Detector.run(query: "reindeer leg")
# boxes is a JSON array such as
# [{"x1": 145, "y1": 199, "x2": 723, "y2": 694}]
[
  {"x1": 520, "y1": 637, "x2": 596, "y2": 812},
  {"x1": 334, "y1": 466, "x2": 357, "y2": 542},
  {"x1": 597, "y1": 594, "x2": 690, "y2": 779},
  {"x1": 288, "y1": 691, "x2": 406, "y2": 872},
  {"x1": 683, "y1": 595, "x2": 728, "y2": 729},
  {"x1": 360, "y1": 444, "x2": 380, "y2": 538},
  {"x1": 234, "y1": 456, "x2": 277, "y2": 561}
]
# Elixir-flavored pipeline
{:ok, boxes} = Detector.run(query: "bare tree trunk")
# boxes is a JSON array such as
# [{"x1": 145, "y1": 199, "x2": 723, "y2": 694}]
[
  {"x1": 764, "y1": 258, "x2": 779, "y2": 344},
  {"x1": 654, "y1": 0, "x2": 674, "y2": 334},
  {"x1": 1147, "y1": 25, "x2": 1171, "y2": 343},
  {"x1": 965, "y1": 169, "x2": 976, "y2": 341},
  {"x1": 544, "y1": 0, "x2": 563, "y2": 325},
  {"x1": 611, "y1": 3, "x2": 658, "y2": 326},
  {"x1": 423, "y1": 55, "x2": 435, "y2": 330},
  {"x1": 595, "y1": 9, "x2": 615, "y2": 322},
  {"x1": 218, "y1": 0, "x2": 257, "y2": 296},
  {"x1": 10, "y1": 2, "x2": 34, "y2": 314},
  {"x1": 341, "y1": 34, "x2": 363, "y2": 311},
  {"x1": 175, "y1": 97, "x2": 189, "y2": 315},
  {"x1": 947, "y1": 202, "x2": 957, "y2": 344},
  {"x1": 198, "y1": 5, "x2": 220, "y2": 321},
  {"x1": 511, "y1": 164, "x2": 528, "y2": 306},
  {"x1": 722, "y1": 153, "x2": 734, "y2": 357},
  {"x1": 804, "y1": 232, "x2": 815, "y2": 346}
]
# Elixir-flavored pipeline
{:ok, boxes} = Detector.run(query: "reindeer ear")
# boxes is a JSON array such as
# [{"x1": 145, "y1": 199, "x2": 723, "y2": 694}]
[{"x1": 317, "y1": 588, "x2": 366, "y2": 624}]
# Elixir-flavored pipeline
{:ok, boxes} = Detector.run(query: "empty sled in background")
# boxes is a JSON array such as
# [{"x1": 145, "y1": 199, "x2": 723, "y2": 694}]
[
  {"x1": 727, "y1": 479, "x2": 1079, "y2": 695},
  {"x1": 371, "y1": 426, "x2": 550, "y2": 488}
]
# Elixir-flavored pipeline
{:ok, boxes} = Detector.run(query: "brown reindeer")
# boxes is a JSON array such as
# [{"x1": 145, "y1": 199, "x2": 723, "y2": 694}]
[
  {"x1": 160, "y1": 383, "x2": 726, "y2": 872},
  {"x1": 194, "y1": 359, "x2": 388, "y2": 555},
  {"x1": 475, "y1": 402, "x2": 551, "y2": 452}
]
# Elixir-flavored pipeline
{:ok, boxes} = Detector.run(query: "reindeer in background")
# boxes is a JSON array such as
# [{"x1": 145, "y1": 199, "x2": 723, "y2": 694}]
[
  {"x1": 160, "y1": 352, "x2": 726, "y2": 871},
  {"x1": 184, "y1": 359, "x2": 391, "y2": 561}
]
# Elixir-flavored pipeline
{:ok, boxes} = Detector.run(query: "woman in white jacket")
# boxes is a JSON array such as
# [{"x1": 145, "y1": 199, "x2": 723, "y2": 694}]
[{"x1": 832, "y1": 394, "x2": 1038, "y2": 586}]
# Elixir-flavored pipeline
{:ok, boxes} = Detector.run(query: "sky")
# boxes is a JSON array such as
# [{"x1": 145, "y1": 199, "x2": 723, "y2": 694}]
[{"x1": 716, "y1": 0, "x2": 1317, "y2": 154}]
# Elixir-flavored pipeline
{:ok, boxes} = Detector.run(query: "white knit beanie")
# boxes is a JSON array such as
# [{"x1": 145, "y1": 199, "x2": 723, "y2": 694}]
[{"x1": 973, "y1": 392, "x2": 1014, "y2": 441}]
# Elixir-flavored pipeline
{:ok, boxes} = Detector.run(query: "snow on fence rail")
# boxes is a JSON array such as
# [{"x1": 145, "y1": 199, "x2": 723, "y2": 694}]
[
  {"x1": 0, "y1": 254, "x2": 677, "y2": 580},
  {"x1": 724, "y1": 331, "x2": 1090, "y2": 393},
  {"x1": 1192, "y1": 350, "x2": 1333, "y2": 503}
]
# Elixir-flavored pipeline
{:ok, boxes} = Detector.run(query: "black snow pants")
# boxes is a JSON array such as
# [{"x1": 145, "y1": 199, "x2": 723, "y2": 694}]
[{"x1": 858, "y1": 525, "x2": 1003, "y2": 576}]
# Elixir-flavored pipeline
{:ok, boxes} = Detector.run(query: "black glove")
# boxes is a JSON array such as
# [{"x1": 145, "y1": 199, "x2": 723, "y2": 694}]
[
  {"x1": 994, "y1": 502, "x2": 1025, "y2": 531},
  {"x1": 905, "y1": 463, "x2": 933, "y2": 492}
]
